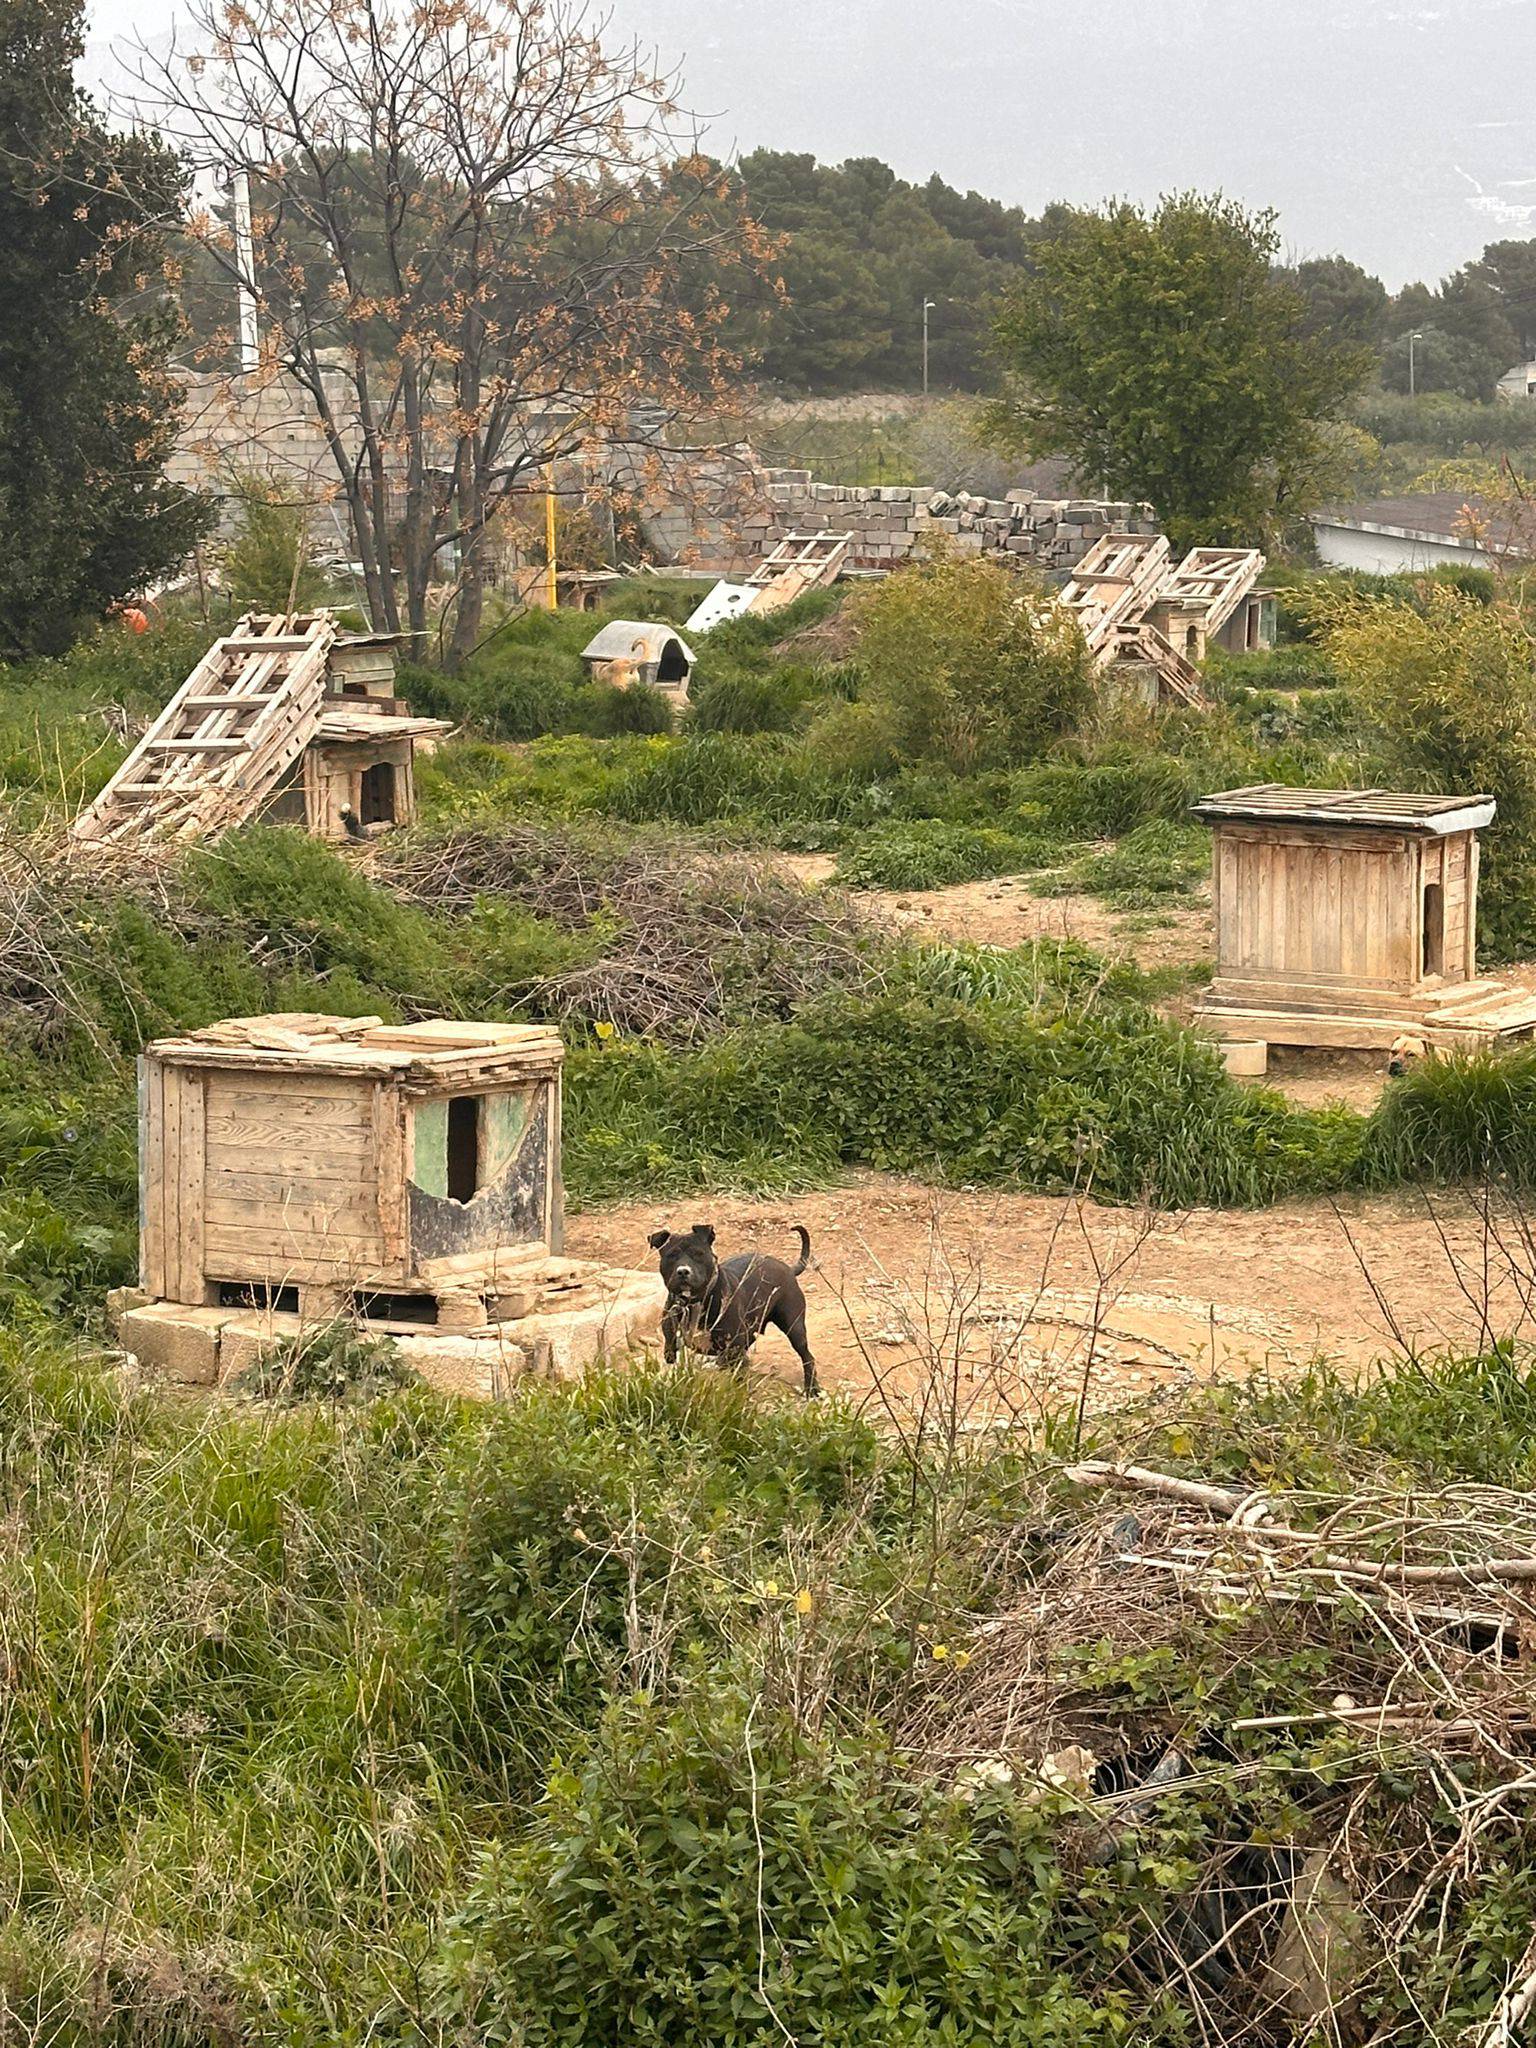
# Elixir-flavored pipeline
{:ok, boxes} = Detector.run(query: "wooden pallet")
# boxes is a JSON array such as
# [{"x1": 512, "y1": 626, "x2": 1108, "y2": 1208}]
[
  {"x1": 1111, "y1": 621, "x2": 1208, "y2": 708},
  {"x1": 1059, "y1": 533, "x2": 1173, "y2": 656},
  {"x1": 744, "y1": 531, "x2": 853, "y2": 615},
  {"x1": 1158, "y1": 547, "x2": 1266, "y2": 636},
  {"x1": 73, "y1": 612, "x2": 338, "y2": 847}
]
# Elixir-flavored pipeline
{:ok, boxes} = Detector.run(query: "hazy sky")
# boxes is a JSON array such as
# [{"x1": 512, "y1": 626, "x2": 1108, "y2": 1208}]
[{"x1": 83, "y1": 0, "x2": 1536, "y2": 288}]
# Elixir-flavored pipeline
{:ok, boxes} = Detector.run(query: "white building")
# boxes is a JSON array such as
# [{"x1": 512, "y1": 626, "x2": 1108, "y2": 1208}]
[
  {"x1": 1497, "y1": 361, "x2": 1536, "y2": 401},
  {"x1": 1309, "y1": 494, "x2": 1522, "y2": 577}
]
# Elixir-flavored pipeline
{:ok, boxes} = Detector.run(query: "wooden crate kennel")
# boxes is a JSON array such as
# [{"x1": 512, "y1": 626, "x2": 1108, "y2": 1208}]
[
  {"x1": 138, "y1": 1014, "x2": 564, "y2": 1326},
  {"x1": 1191, "y1": 785, "x2": 1536, "y2": 1050}
]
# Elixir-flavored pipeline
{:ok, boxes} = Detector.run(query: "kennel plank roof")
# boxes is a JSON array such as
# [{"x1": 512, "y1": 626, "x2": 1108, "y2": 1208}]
[
  {"x1": 315, "y1": 710, "x2": 451, "y2": 744},
  {"x1": 1156, "y1": 548, "x2": 1268, "y2": 635},
  {"x1": 1192, "y1": 786, "x2": 1497, "y2": 835},
  {"x1": 149, "y1": 1012, "x2": 564, "y2": 1081}
]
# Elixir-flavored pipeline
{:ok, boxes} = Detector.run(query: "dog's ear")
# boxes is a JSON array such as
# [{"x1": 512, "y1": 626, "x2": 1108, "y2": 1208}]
[
  {"x1": 647, "y1": 1227, "x2": 670, "y2": 1250},
  {"x1": 691, "y1": 1222, "x2": 716, "y2": 1243}
]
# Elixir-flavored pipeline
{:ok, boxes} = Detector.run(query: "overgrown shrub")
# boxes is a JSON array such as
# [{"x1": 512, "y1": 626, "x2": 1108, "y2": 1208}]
[
  {"x1": 1014, "y1": 756, "x2": 1197, "y2": 837},
  {"x1": 219, "y1": 474, "x2": 330, "y2": 612},
  {"x1": 1041, "y1": 818, "x2": 1210, "y2": 908},
  {"x1": 564, "y1": 992, "x2": 1361, "y2": 1209},
  {"x1": 440, "y1": 1698, "x2": 1137, "y2": 2048},
  {"x1": 1206, "y1": 642, "x2": 1341, "y2": 692},
  {"x1": 687, "y1": 660, "x2": 855, "y2": 735},
  {"x1": 235, "y1": 1319, "x2": 416, "y2": 1403},
  {"x1": 1357, "y1": 1043, "x2": 1536, "y2": 1190},
  {"x1": 830, "y1": 552, "x2": 1095, "y2": 773},
  {"x1": 1312, "y1": 583, "x2": 1536, "y2": 958}
]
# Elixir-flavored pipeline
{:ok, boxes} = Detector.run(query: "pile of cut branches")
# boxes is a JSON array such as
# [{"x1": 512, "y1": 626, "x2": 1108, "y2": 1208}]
[
  {"x1": 384, "y1": 820, "x2": 886, "y2": 1042},
  {"x1": 0, "y1": 829, "x2": 185, "y2": 1052},
  {"x1": 900, "y1": 1458, "x2": 1536, "y2": 2045}
]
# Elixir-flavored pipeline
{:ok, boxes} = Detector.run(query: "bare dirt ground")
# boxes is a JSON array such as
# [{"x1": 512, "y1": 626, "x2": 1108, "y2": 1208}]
[{"x1": 568, "y1": 1174, "x2": 1536, "y2": 1422}]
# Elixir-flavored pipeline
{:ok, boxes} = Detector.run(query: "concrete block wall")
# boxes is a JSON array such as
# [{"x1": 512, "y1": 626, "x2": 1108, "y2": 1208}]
[
  {"x1": 635, "y1": 457, "x2": 1157, "y2": 576},
  {"x1": 759, "y1": 474, "x2": 1158, "y2": 573}
]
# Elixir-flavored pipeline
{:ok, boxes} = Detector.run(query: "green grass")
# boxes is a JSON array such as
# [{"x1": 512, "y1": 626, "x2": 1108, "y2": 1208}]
[
  {"x1": 1036, "y1": 817, "x2": 1210, "y2": 910},
  {"x1": 833, "y1": 820, "x2": 1070, "y2": 891}
]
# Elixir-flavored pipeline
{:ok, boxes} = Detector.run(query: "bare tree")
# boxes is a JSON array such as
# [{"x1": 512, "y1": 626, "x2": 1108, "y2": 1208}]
[{"x1": 123, "y1": 0, "x2": 764, "y2": 656}]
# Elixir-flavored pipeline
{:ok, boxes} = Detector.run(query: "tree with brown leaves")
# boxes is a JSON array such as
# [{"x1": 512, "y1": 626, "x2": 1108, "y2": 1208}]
[{"x1": 125, "y1": 0, "x2": 768, "y2": 659}]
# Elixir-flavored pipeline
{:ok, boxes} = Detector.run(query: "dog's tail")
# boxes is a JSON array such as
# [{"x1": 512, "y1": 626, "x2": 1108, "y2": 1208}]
[{"x1": 790, "y1": 1224, "x2": 811, "y2": 1275}]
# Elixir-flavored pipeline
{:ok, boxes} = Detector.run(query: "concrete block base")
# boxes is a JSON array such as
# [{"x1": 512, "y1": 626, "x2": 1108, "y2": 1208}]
[{"x1": 110, "y1": 1261, "x2": 665, "y2": 1401}]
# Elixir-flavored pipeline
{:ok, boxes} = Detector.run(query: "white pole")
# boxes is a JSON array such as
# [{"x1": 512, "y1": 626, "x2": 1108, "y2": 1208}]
[
  {"x1": 231, "y1": 168, "x2": 259, "y2": 376},
  {"x1": 922, "y1": 298, "x2": 936, "y2": 396}
]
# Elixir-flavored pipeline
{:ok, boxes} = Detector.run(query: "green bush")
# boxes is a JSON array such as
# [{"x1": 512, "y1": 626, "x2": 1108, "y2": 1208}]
[
  {"x1": 1207, "y1": 642, "x2": 1341, "y2": 692},
  {"x1": 440, "y1": 1698, "x2": 1137, "y2": 2048},
  {"x1": 568, "y1": 677, "x2": 674, "y2": 736},
  {"x1": 1013, "y1": 756, "x2": 1197, "y2": 837},
  {"x1": 1358, "y1": 1044, "x2": 1536, "y2": 1190},
  {"x1": 687, "y1": 660, "x2": 855, "y2": 735},
  {"x1": 834, "y1": 553, "x2": 1095, "y2": 773},
  {"x1": 188, "y1": 826, "x2": 462, "y2": 1000},
  {"x1": 1046, "y1": 817, "x2": 1210, "y2": 908},
  {"x1": 565, "y1": 992, "x2": 1361, "y2": 1211},
  {"x1": 399, "y1": 648, "x2": 581, "y2": 738}
]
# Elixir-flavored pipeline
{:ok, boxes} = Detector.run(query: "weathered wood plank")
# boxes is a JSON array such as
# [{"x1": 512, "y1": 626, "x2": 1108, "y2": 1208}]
[
  {"x1": 172, "y1": 1070, "x2": 206, "y2": 1303},
  {"x1": 139, "y1": 1056, "x2": 165, "y2": 1297}
]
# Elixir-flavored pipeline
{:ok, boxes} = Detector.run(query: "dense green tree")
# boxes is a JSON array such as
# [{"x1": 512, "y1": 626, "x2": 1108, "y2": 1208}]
[
  {"x1": 984, "y1": 193, "x2": 1374, "y2": 546},
  {"x1": 731, "y1": 150, "x2": 1042, "y2": 392},
  {"x1": 0, "y1": 0, "x2": 209, "y2": 657},
  {"x1": 1286, "y1": 255, "x2": 1390, "y2": 349},
  {"x1": 1470, "y1": 239, "x2": 1536, "y2": 357}
]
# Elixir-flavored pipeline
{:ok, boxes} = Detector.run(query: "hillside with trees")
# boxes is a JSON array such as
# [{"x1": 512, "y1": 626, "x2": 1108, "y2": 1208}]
[{"x1": 675, "y1": 152, "x2": 1536, "y2": 407}]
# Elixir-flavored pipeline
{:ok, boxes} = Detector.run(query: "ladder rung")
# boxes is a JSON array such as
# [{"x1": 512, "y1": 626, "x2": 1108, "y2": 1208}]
[
  {"x1": 144, "y1": 737, "x2": 248, "y2": 752},
  {"x1": 222, "y1": 634, "x2": 319, "y2": 651},
  {"x1": 180, "y1": 692, "x2": 277, "y2": 710}
]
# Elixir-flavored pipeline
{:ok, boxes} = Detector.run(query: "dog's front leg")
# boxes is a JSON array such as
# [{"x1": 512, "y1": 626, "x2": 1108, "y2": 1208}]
[{"x1": 662, "y1": 1303, "x2": 683, "y2": 1365}]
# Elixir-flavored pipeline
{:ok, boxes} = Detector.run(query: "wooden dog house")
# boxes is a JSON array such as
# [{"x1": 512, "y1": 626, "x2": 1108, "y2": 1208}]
[
  {"x1": 1191, "y1": 785, "x2": 1536, "y2": 1049},
  {"x1": 138, "y1": 1014, "x2": 564, "y2": 1326},
  {"x1": 73, "y1": 613, "x2": 451, "y2": 849}
]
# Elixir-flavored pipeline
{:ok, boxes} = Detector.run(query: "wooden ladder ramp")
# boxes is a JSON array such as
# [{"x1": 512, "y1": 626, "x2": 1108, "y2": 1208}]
[{"x1": 72, "y1": 612, "x2": 338, "y2": 848}]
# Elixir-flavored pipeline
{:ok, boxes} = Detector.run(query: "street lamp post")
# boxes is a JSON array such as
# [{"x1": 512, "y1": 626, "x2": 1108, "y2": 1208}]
[
  {"x1": 922, "y1": 299, "x2": 937, "y2": 396},
  {"x1": 1409, "y1": 329, "x2": 1423, "y2": 399}
]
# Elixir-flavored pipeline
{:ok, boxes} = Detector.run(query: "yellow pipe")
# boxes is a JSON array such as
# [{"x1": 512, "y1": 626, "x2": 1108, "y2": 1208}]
[{"x1": 544, "y1": 466, "x2": 558, "y2": 610}]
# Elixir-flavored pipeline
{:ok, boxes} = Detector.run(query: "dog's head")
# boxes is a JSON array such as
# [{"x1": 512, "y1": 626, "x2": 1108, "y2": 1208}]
[{"x1": 648, "y1": 1222, "x2": 718, "y2": 1303}]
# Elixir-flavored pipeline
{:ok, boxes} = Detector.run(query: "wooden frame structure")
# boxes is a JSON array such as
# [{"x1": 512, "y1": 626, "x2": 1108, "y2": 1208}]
[
  {"x1": 1061, "y1": 537, "x2": 1270, "y2": 708},
  {"x1": 686, "y1": 531, "x2": 853, "y2": 635},
  {"x1": 139, "y1": 1014, "x2": 565, "y2": 1327},
  {"x1": 1191, "y1": 785, "x2": 1536, "y2": 1049},
  {"x1": 73, "y1": 612, "x2": 450, "y2": 849}
]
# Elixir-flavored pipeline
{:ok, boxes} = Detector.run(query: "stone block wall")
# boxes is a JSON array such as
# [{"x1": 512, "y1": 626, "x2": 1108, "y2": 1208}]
[
  {"x1": 633, "y1": 457, "x2": 1157, "y2": 577},
  {"x1": 760, "y1": 473, "x2": 1158, "y2": 572}
]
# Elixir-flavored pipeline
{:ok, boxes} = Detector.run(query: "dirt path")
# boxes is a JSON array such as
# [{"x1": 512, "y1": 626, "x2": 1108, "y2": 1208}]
[
  {"x1": 568, "y1": 1174, "x2": 1535, "y2": 1420},
  {"x1": 774, "y1": 852, "x2": 1213, "y2": 971}
]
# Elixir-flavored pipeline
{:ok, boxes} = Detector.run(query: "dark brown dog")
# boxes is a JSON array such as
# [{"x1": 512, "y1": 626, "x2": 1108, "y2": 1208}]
[{"x1": 648, "y1": 1222, "x2": 819, "y2": 1397}]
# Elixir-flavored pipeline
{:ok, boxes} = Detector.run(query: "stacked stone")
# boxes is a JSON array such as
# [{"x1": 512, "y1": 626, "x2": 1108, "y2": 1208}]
[{"x1": 760, "y1": 472, "x2": 1155, "y2": 574}]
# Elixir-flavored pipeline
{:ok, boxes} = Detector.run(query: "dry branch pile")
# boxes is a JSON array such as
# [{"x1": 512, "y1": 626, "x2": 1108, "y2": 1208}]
[
  {"x1": 384, "y1": 821, "x2": 886, "y2": 1041},
  {"x1": 0, "y1": 831, "x2": 178, "y2": 1052},
  {"x1": 901, "y1": 1459, "x2": 1536, "y2": 2044}
]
